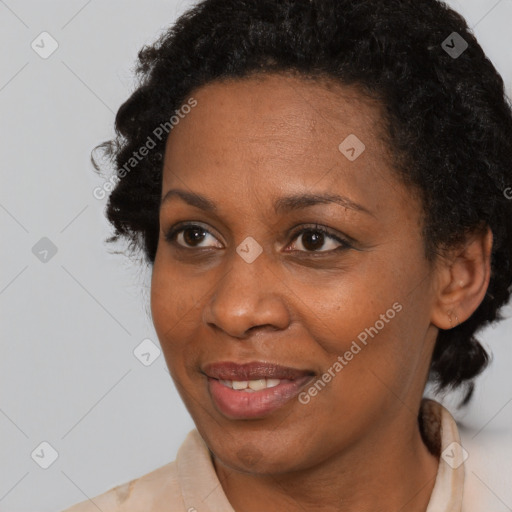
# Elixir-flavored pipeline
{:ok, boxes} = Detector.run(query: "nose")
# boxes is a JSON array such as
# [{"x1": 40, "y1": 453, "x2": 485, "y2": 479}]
[{"x1": 202, "y1": 248, "x2": 291, "y2": 339}]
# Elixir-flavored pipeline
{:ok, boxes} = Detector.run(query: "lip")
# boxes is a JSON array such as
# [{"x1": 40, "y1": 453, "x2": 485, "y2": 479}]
[
  {"x1": 202, "y1": 361, "x2": 315, "y2": 381},
  {"x1": 202, "y1": 361, "x2": 316, "y2": 419}
]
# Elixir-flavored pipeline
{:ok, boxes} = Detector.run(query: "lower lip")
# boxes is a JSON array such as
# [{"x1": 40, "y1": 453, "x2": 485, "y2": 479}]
[{"x1": 207, "y1": 376, "x2": 314, "y2": 419}]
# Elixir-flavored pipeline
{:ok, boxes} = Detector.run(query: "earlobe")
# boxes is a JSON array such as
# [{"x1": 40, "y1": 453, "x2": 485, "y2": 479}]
[{"x1": 431, "y1": 226, "x2": 493, "y2": 330}]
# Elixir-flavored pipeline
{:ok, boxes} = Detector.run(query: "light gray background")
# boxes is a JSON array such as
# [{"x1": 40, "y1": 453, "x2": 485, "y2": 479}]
[{"x1": 1, "y1": 1, "x2": 511, "y2": 511}]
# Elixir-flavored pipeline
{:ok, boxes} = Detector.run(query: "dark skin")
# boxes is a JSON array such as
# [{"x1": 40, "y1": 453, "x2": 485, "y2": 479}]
[{"x1": 150, "y1": 73, "x2": 492, "y2": 512}]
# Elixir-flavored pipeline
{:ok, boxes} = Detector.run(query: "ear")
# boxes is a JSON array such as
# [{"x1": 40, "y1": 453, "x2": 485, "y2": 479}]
[{"x1": 431, "y1": 225, "x2": 493, "y2": 330}]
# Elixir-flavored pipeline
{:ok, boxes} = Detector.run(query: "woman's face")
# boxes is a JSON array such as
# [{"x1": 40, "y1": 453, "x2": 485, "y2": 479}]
[{"x1": 151, "y1": 73, "x2": 440, "y2": 474}]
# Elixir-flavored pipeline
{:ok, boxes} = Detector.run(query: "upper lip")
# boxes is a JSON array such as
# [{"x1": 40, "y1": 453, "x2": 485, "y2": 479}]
[{"x1": 202, "y1": 361, "x2": 315, "y2": 381}]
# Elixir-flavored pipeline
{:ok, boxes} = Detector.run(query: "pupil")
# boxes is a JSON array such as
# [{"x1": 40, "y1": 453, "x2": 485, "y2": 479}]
[
  {"x1": 184, "y1": 227, "x2": 205, "y2": 246},
  {"x1": 303, "y1": 230, "x2": 324, "y2": 251}
]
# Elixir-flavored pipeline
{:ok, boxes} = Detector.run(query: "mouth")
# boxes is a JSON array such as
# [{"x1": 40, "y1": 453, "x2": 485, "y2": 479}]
[{"x1": 202, "y1": 361, "x2": 316, "y2": 419}]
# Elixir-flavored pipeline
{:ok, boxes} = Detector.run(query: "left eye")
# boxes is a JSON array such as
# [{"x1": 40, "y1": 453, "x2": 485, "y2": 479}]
[{"x1": 287, "y1": 226, "x2": 349, "y2": 253}]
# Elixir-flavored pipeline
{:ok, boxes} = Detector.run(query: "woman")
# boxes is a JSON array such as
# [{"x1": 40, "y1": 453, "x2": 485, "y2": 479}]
[{"x1": 63, "y1": 0, "x2": 512, "y2": 510}]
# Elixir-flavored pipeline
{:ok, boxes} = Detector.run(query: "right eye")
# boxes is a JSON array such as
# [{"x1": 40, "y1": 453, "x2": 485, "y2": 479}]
[{"x1": 164, "y1": 223, "x2": 223, "y2": 249}]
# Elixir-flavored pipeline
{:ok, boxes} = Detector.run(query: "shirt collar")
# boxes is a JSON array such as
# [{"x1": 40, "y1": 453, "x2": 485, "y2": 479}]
[
  {"x1": 176, "y1": 428, "x2": 236, "y2": 512},
  {"x1": 423, "y1": 398, "x2": 465, "y2": 511}
]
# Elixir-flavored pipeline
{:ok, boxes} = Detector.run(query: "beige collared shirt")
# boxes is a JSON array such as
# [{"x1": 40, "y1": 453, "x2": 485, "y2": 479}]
[{"x1": 61, "y1": 398, "x2": 489, "y2": 512}]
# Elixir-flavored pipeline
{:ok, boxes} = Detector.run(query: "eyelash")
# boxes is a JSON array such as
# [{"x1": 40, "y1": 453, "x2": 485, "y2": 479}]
[{"x1": 164, "y1": 222, "x2": 352, "y2": 254}]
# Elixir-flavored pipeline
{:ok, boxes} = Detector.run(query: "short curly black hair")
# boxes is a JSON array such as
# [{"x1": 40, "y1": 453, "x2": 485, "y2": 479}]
[{"x1": 93, "y1": 0, "x2": 512, "y2": 404}]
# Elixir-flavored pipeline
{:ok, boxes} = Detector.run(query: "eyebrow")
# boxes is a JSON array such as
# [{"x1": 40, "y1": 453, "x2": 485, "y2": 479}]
[{"x1": 160, "y1": 188, "x2": 372, "y2": 215}]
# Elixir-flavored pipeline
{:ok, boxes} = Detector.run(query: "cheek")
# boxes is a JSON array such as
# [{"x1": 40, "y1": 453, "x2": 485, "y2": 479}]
[
  {"x1": 306, "y1": 298, "x2": 409, "y2": 394},
  {"x1": 150, "y1": 257, "x2": 199, "y2": 358},
  {"x1": 301, "y1": 252, "x2": 432, "y2": 397},
  {"x1": 299, "y1": 263, "x2": 403, "y2": 353}
]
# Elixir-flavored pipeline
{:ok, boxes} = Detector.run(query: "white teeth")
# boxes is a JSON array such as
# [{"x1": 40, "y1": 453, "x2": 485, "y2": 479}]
[
  {"x1": 266, "y1": 378, "x2": 281, "y2": 388},
  {"x1": 219, "y1": 378, "x2": 282, "y2": 390},
  {"x1": 248, "y1": 379, "x2": 266, "y2": 391}
]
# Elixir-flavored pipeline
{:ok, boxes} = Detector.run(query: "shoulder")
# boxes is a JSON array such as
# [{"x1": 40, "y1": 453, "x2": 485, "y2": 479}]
[
  {"x1": 420, "y1": 398, "x2": 512, "y2": 512},
  {"x1": 60, "y1": 458, "x2": 185, "y2": 512},
  {"x1": 459, "y1": 425, "x2": 512, "y2": 512},
  {"x1": 60, "y1": 428, "x2": 215, "y2": 512}
]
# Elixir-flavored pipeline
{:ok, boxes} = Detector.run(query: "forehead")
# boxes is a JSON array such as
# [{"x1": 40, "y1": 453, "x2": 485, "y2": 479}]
[
  {"x1": 160, "y1": 72, "x2": 410, "y2": 221},
  {"x1": 164, "y1": 73, "x2": 392, "y2": 173},
  {"x1": 173, "y1": 72, "x2": 387, "y2": 143}
]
